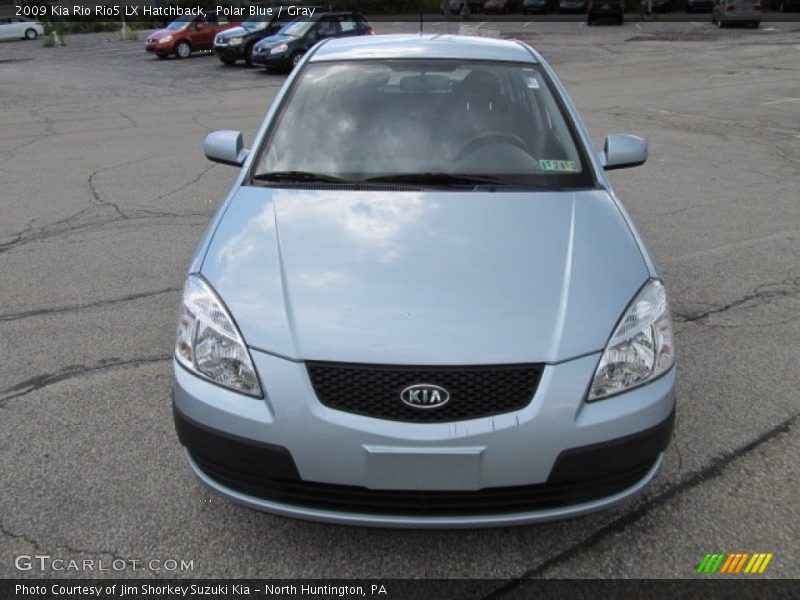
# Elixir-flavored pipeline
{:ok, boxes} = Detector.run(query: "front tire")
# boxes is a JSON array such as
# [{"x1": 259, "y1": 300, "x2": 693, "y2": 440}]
[
  {"x1": 25, "y1": 28, "x2": 37, "y2": 40},
  {"x1": 219, "y1": 56, "x2": 236, "y2": 66},
  {"x1": 290, "y1": 50, "x2": 305, "y2": 70},
  {"x1": 175, "y1": 40, "x2": 191, "y2": 59}
]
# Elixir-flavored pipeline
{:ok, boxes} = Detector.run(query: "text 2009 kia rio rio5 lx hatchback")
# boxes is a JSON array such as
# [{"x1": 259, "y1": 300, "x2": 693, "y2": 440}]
[{"x1": 172, "y1": 34, "x2": 676, "y2": 528}]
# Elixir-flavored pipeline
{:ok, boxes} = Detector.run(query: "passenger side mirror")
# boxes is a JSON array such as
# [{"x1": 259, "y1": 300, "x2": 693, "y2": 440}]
[
  {"x1": 204, "y1": 130, "x2": 248, "y2": 167},
  {"x1": 600, "y1": 134, "x2": 647, "y2": 170}
]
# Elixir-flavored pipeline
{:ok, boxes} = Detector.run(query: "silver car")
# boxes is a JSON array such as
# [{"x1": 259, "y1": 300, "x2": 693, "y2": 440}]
[{"x1": 173, "y1": 34, "x2": 676, "y2": 528}]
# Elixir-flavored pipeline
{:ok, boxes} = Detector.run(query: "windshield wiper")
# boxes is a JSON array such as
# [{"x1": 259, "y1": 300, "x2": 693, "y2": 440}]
[
  {"x1": 362, "y1": 173, "x2": 507, "y2": 187},
  {"x1": 253, "y1": 171, "x2": 351, "y2": 184}
]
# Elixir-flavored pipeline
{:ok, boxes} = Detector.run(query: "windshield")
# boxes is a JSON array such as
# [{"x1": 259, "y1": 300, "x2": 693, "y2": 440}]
[
  {"x1": 253, "y1": 60, "x2": 594, "y2": 189},
  {"x1": 279, "y1": 19, "x2": 314, "y2": 37},
  {"x1": 166, "y1": 18, "x2": 192, "y2": 30},
  {"x1": 242, "y1": 15, "x2": 270, "y2": 30}
]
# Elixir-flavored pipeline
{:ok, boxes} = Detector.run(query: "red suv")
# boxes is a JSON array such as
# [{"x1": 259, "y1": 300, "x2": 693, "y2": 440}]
[{"x1": 146, "y1": 15, "x2": 240, "y2": 59}]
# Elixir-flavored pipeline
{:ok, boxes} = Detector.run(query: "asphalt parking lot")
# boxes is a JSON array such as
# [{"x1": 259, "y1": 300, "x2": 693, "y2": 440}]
[{"x1": 1, "y1": 17, "x2": 799, "y2": 582}]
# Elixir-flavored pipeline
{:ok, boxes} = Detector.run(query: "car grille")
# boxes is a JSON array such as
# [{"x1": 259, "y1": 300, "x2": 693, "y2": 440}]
[
  {"x1": 306, "y1": 362, "x2": 543, "y2": 422},
  {"x1": 192, "y1": 453, "x2": 656, "y2": 516}
]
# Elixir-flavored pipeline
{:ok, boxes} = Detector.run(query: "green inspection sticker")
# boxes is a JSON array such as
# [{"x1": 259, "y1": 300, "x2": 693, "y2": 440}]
[{"x1": 539, "y1": 159, "x2": 579, "y2": 172}]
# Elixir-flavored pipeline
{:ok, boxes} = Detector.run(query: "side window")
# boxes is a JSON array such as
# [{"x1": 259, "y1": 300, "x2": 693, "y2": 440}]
[
  {"x1": 339, "y1": 17, "x2": 357, "y2": 33},
  {"x1": 315, "y1": 17, "x2": 337, "y2": 38}
]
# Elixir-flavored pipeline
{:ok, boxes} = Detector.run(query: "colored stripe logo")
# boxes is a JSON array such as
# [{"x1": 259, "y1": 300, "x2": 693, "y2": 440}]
[{"x1": 696, "y1": 553, "x2": 773, "y2": 574}]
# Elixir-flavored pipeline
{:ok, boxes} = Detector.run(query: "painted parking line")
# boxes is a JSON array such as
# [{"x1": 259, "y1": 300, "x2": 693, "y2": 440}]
[
  {"x1": 761, "y1": 97, "x2": 800, "y2": 106},
  {"x1": 767, "y1": 127, "x2": 800, "y2": 139}
]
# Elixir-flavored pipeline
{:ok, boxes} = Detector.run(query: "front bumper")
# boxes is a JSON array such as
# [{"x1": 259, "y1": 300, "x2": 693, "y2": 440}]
[
  {"x1": 251, "y1": 50, "x2": 290, "y2": 69},
  {"x1": 214, "y1": 44, "x2": 245, "y2": 61},
  {"x1": 145, "y1": 43, "x2": 171, "y2": 55},
  {"x1": 173, "y1": 350, "x2": 675, "y2": 527}
]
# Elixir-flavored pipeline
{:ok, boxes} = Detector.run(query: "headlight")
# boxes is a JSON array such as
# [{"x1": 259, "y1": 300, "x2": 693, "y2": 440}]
[
  {"x1": 175, "y1": 275, "x2": 262, "y2": 397},
  {"x1": 228, "y1": 37, "x2": 243, "y2": 45},
  {"x1": 161, "y1": 35, "x2": 173, "y2": 43},
  {"x1": 588, "y1": 279, "x2": 675, "y2": 401},
  {"x1": 270, "y1": 43, "x2": 288, "y2": 55}
]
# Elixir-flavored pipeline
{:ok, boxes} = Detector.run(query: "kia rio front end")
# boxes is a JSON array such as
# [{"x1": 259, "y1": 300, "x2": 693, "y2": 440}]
[{"x1": 172, "y1": 35, "x2": 676, "y2": 528}]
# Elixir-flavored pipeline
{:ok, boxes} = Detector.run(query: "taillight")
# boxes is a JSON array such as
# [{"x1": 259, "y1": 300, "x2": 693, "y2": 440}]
[{"x1": 365, "y1": 27, "x2": 376, "y2": 35}]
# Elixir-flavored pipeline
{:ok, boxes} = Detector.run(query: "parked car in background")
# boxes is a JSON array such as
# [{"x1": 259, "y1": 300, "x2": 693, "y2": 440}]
[
  {"x1": 484, "y1": 0, "x2": 519, "y2": 13},
  {"x1": 214, "y1": 10, "x2": 306, "y2": 66},
  {"x1": 641, "y1": 0, "x2": 673, "y2": 12},
  {"x1": 686, "y1": 0, "x2": 715, "y2": 11},
  {"x1": 777, "y1": 0, "x2": 800, "y2": 11},
  {"x1": 251, "y1": 12, "x2": 374, "y2": 71},
  {"x1": 559, "y1": 0, "x2": 590, "y2": 11},
  {"x1": 440, "y1": 0, "x2": 485, "y2": 13},
  {"x1": 711, "y1": 0, "x2": 762, "y2": 26},
  {"x1": 587, "y1": 0, "x2": 625, "y2": 22},
  {"x1": 523, "y1": 0, "x2": 558, "y2": 12},
  {"x1": 179, "y1": 34, "x2": 676, "y2": 529},
  {"x1": 145, "y1": 14, "x2": 240, "y2": 59},
  {"x1": 0, "y1": 16, "x2": 44, "y2": 41}
]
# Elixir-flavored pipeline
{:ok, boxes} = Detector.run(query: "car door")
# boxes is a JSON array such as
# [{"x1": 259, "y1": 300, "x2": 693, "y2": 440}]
[
  {"x1": 191, "y1": 15, "x2": 217, "y2": 50},
  {"x1": 0, "y1": 18, "x2": 14, "y2": 40}
]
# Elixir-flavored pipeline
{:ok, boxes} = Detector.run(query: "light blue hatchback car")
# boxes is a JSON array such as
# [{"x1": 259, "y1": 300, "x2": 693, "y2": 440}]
[{"x1": 172, "y1": 34, "x2": 676, "y2": 528}]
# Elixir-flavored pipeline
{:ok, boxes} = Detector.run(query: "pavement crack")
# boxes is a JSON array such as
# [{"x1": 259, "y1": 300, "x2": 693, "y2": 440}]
[
  {"x1": 0, "y1": 355, "x2": 171, "y2": 407},
  {"x1": 154, "y1": 163, "x2": 217, "y2": 203},
  {"x1": 0, "y1": 520, "x2": 47, "y2": 553},
  {"x1": 1, "y1": 519, "x2": 132, "y2": 563},
  {"x1": 483, "y1": 411, "x2": 798, "y2": 592},
  {"x1": 0, "y1": 287, "x2": 181, "y2": 323},
  {"x1": 674, "y1": 275, "x2": 800, "y2": 324}
]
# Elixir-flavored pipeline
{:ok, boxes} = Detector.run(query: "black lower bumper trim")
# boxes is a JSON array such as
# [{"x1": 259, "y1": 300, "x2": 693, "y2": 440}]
[
  {"x1": 173, "y1": 407, "x2": 300, "y2": 481},
  {"x1": 548, "y1": 408, "x2": 675, "y2": 483},
  {"x1": 174, "y1": 403, "x2": 674, "y2": 517}
]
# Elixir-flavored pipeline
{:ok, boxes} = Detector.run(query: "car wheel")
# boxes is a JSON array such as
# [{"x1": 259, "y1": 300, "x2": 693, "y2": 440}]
[
  {"x1": 244, "y1": 43, "x2": 255, "y2": 67},
  {"x1": 175, "y1": 40, "x2": 191, "y2": 59},
  {"x1": 717, "y1": 18, "x2": 726, "y2": 27},
  {"x1": 290, "y1": 51, "x2": 305, "y2": 70},
  {"x1": 25, "y1": 28, "x2": 38, "y2": 40}
]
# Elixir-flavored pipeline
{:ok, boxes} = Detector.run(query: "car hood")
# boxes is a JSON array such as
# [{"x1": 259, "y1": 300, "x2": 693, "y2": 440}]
[
  {"x1": 147, "y1": 28, "x2": 174, "y2": 40},
  {"x1": 200, "y1": 187, "x2": 649, "y2": 365},
  {"x1": 255, "y1": 33, "x2": 294, "y2": 47},
  {"x1": 218, "y1": 26, "x2": 247, "y2": 38}
]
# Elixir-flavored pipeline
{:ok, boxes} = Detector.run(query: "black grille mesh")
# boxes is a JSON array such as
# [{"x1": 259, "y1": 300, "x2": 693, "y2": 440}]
[{"x1": 306, "y1": 362, "x2": 543, "y2": 422}]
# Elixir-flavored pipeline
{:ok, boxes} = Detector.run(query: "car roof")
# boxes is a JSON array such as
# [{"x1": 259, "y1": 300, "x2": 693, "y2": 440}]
[{"x1": 310, "y1": 34, "x2": 538, "y2": 64}]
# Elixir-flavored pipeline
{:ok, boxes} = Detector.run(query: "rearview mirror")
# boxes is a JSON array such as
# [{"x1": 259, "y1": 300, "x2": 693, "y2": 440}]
[
  {"x1": 204, "y1": 130, "x2": 248, "y2": 167},
  {"x1": 600, "y1": 134, "x2": 647, "y2": 170}
]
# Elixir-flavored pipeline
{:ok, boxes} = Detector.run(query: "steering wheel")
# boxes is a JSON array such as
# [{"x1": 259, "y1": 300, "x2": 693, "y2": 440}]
[{"x1": 455, "y1": 132, "x2": 530, "y2": 161}]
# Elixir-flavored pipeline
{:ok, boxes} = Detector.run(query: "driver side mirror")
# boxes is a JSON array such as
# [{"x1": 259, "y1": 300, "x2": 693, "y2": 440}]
[
  {"x1": 204, "y1": 130, "x2": 248, "y2": 167},
  {"x1": 600, "y1": 134, "x2": 647, "y2": 170}
]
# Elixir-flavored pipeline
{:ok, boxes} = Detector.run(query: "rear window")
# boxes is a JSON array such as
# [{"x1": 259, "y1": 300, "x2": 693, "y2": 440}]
[{"x1": 254, "y1": 59, "x2": 595, "y2": 190}]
